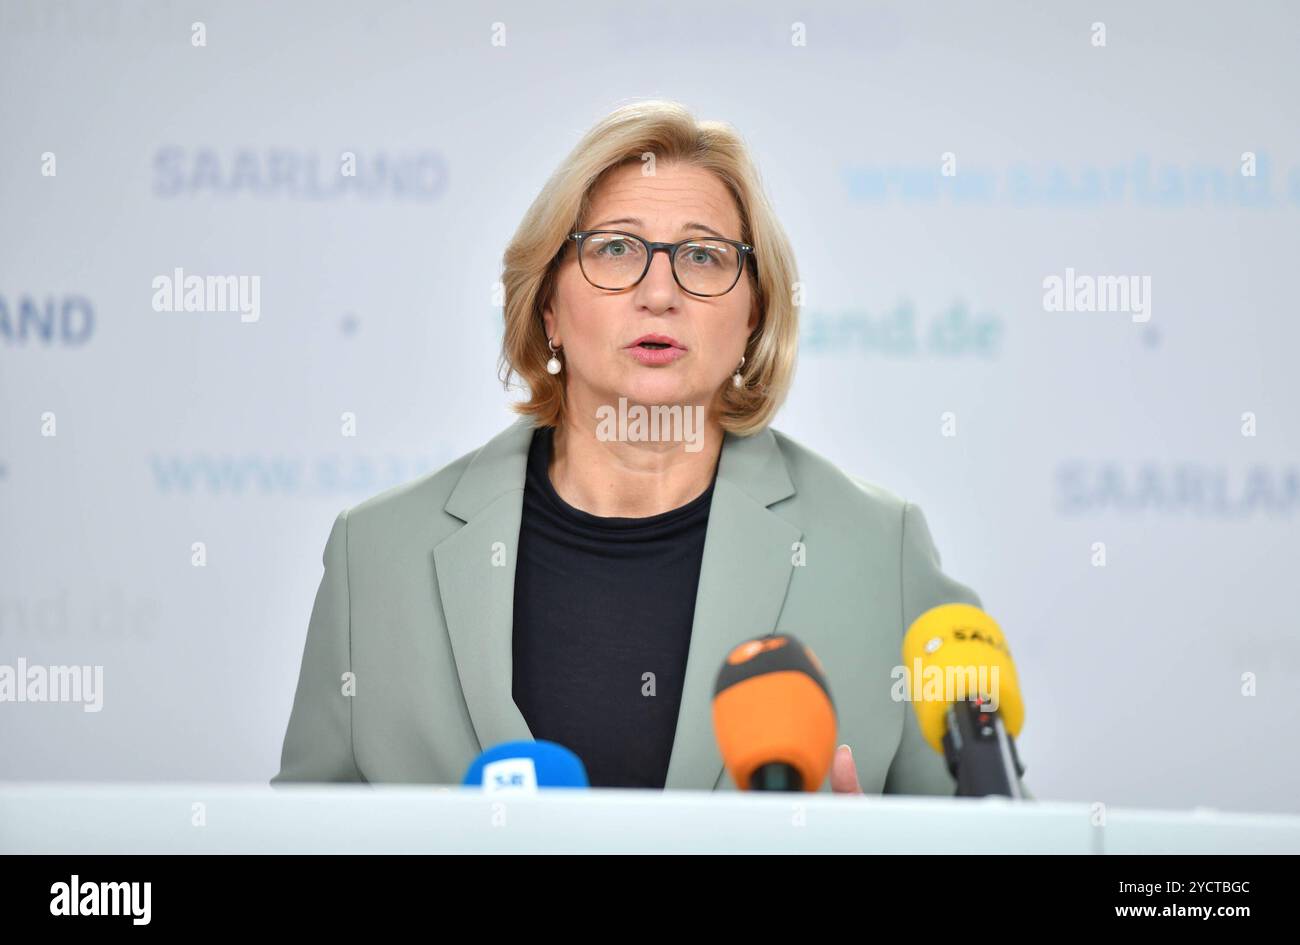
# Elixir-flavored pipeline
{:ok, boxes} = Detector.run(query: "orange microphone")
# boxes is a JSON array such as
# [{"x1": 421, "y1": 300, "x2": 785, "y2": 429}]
[{"x1": 711, "y1": 634, "x2": 837, "y2": 791}]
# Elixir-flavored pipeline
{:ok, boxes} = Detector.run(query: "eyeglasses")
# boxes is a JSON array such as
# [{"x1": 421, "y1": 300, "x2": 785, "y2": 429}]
[{"x1": 567, "y1": 230, "x2": 755, "y2": 297}]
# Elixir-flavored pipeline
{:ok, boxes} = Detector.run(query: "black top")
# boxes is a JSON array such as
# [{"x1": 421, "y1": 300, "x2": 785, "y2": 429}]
[{"x1": 511, "y1": 425, "x2": 717, "y2": 788}]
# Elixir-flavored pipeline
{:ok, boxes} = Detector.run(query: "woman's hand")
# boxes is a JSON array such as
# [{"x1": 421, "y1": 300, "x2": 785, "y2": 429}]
[{"x1": 830, "y1": 743, "x2": 864, "y2": 794}]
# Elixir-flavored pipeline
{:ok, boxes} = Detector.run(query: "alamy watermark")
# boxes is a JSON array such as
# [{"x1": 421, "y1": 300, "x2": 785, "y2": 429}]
[
  {"x1": 595, "y1": 397, "x2": 705, "y2": 453},
  {"x1": 1043, "y1": 267, "x2": 1150, "y2": 322},
  {"x1": 151, "y1": 268, "x2": 260, "y2": 323},
  {"x1": 50, "y1": 875, "x2": 150, "y2": 924},
  {"x1": 890, "y1": 658, "x2": 1001, "y2": 711},
  {"x1": 0, "y1": 657, "x2": 103, "y2": 712}
]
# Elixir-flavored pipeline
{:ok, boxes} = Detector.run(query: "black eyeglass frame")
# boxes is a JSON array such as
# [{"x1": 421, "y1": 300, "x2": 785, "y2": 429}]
[{"x1": 567, "y1": 229, "x2": 757, "y2": 297}]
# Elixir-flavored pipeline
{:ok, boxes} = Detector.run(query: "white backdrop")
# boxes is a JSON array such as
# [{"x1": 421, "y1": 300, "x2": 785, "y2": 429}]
[{"x1": 2, "y1": 0, "x2": 1298, "y2": 814}]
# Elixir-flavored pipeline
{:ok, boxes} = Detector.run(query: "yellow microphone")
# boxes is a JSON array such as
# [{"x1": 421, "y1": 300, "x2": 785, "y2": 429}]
[{"x1": 901, "y1": 603, "x2": 1026, "y2": 797}]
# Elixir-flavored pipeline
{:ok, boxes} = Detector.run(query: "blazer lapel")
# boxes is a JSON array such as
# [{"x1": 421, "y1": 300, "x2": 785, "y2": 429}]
[
  {"x1": 662, "y1": 427, "x2": 802, "y2": 790},
  {"x1": 434, "y1": 417, "x2": 537, "y2": 753},
  {"x1": 433, "y1": 416, "x2": 802, "y2": 790}
]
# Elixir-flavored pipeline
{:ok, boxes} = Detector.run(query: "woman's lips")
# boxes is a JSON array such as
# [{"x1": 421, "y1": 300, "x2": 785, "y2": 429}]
[{"x1": 627, "y1": 344, "x2": 686, "y2": 365}]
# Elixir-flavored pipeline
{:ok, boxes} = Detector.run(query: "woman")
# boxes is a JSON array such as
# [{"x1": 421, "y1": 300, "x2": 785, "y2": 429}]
[{"x1": 273, "y1": 100, "x2": 987, "y2": 794}]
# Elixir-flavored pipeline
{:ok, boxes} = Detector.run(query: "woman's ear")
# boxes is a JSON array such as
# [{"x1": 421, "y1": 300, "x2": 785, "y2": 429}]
[{"x1": 542, "y1": 306, "x2": 558, "y2": 344}]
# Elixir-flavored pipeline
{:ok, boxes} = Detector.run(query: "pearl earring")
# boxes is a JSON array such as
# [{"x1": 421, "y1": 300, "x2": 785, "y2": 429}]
[
  {"x1": 732, "y1": 354, "x2": 746, "y2": 388},
  {"x1": 546, "y1": 337, "x2": 562, "y2": 375}
]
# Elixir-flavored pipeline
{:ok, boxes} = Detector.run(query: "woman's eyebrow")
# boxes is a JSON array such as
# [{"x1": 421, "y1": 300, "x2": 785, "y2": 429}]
[{"x1": 589, "y1": 217, "x2": 728, "y2": 239}]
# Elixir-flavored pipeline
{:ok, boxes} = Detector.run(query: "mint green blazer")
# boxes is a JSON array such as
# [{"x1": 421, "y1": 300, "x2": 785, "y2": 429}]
[{"x1": 272, "y1": 416, "x2": 1003, "y2": 795}]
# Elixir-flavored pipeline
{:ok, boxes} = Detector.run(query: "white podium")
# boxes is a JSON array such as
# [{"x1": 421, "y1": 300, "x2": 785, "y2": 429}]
[{"x1": 2, "y1": 783, "x2": 1297, "y2": 854}]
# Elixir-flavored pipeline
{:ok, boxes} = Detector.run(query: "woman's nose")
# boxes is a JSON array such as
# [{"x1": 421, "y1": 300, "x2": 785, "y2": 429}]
[{"x1": 636, "y1": 250, "x2": 682, "y2": 301}]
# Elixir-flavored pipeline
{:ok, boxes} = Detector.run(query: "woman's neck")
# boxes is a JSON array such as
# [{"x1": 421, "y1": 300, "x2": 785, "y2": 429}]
[{"x1": 547, "y1": 408, "x2": 724, "y2": 518}]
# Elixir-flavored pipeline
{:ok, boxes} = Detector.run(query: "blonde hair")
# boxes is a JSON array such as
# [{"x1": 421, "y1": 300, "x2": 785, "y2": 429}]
[{"x1": 497, "y1": 100, "x2": 799, "y2": 436}]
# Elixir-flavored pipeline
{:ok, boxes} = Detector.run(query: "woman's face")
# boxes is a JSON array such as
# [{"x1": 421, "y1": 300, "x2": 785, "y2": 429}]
[{"x1": 543, "y1": 161, "x2": 757, "y2": 422}]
